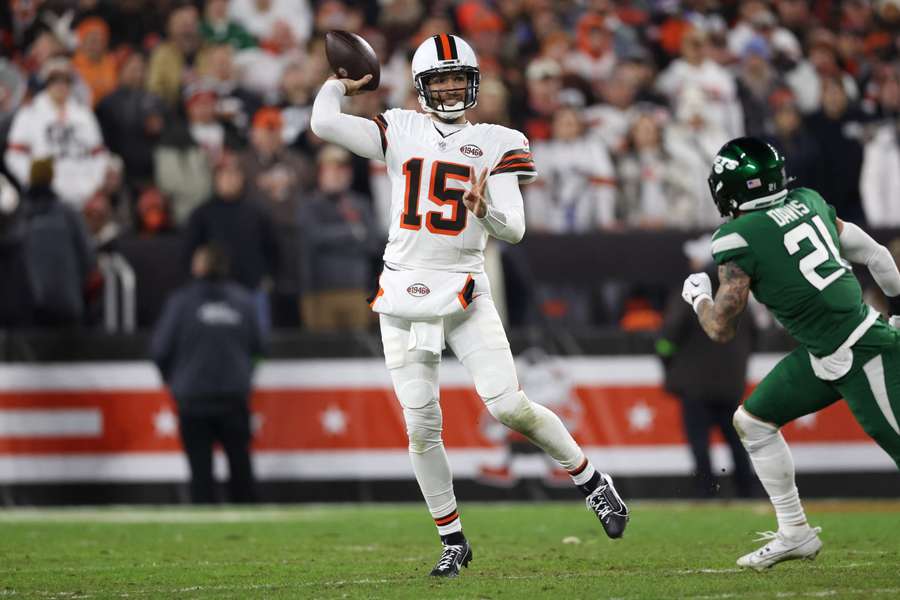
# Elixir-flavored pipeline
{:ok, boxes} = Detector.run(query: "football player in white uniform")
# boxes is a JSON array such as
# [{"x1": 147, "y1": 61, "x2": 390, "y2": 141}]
[{"x1": 310, "y1": 33, "x2": 629, "y2": 577}]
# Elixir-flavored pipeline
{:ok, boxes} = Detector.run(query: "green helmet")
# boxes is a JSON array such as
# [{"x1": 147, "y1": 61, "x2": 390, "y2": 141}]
[{"x1": 708, "y1": 137, "x2": 788, "y2": 218}]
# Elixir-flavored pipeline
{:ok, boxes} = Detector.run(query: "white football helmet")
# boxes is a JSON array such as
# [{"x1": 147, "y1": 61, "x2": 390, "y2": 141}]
[{"x1": 411, "y1": 34, "x2": 480, "y2": 121}]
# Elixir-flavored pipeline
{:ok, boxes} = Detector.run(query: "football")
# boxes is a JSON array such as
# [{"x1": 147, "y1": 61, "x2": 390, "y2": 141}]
[{"x1": 325, "y1": 30, "x2": 380, "y2": 91}]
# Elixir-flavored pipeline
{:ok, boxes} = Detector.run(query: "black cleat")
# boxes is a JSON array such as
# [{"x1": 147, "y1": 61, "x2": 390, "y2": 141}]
[
  {"x1": 429, "y1": 540, "x2": 473, "y2": 578},
  {"x1": 586, "y1": 473, "x2": 629, "y2": 538}
]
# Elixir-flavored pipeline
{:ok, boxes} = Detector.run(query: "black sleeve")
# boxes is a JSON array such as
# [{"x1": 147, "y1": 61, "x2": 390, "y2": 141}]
[{"x1": 149, "y1": 292, "x2": 183, "y2": 382}]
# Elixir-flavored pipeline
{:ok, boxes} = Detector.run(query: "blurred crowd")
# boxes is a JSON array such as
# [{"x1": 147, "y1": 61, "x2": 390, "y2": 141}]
[{"x1": 0, "y1": 0, "x2": 899, "y2": 331}]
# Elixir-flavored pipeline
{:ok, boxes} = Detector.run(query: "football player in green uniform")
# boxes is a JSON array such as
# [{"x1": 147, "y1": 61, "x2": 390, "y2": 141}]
[{"x1": 681, "y1": 137, "x2": 900, "y2": 571}]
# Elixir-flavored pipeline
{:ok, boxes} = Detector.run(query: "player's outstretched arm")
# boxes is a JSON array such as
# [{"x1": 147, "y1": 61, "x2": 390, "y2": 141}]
[
  {"x1": 837, "y1": 218, "x2": 900, "y2": 298},
  {"x1": 682, "y1": 262, "x2": 750, "y2": 342},
  {"x1": 310, "y1": 75, "x2": 384, "y2": 161}
]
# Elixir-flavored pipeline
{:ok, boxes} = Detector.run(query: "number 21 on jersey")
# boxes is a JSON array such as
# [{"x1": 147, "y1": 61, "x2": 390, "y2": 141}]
[
  {"x1": 783, "y1": 215, "x2": 848, "y2": 291},
  {"x1": 400, "y1": 158, "x2": 472, "y2": 236}
]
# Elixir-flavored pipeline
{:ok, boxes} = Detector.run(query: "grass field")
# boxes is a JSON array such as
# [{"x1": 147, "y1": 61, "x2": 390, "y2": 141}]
[{"x1": 1, "y1": 501, "x2": 899, "y2": 599}]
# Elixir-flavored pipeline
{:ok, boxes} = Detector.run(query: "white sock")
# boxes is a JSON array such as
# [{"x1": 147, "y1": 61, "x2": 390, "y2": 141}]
[
  {"x1": 409, "y1": 445, "x2": 461, "y2": 535},
  {"x1": 735, "y1": 407, "x2": 809, "y2": 536},
  {"x1": 567, "y1": 457, "x2": 597, "y2": 486}
]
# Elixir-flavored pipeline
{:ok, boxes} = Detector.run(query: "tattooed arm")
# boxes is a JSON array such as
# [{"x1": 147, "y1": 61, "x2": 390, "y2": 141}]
[{"x1": 696, "y1": 262, "x2": 751, "y2": 343}]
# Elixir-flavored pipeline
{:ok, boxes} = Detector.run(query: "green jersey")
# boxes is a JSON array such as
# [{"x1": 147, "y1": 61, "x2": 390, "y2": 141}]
[{"x1": 711, "y1": 187, "x2": 869, "y2": 357}]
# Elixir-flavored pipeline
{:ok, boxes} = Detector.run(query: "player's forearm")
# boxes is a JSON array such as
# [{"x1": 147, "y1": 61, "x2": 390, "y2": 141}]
[
  {"x1": 310, "y1": 80, "x2": 383, "y2": 160},
  {"x1": 477, "y1": 204, "x2": 525, "y2": 243},
  {"x1": 481, "y1": 173, "x2": 525, "y2": 243},
  {"x1": 840, "y1": 221, "x2": 900, "y2": 296},
  {"x1": 696, "y1": 298, "x2": 739, "y2": 342}
]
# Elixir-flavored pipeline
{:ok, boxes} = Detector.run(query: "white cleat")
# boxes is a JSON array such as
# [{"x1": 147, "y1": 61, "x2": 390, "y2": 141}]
[{"x1": 736, "y1": 527, "x2": 822, "y2": 571}]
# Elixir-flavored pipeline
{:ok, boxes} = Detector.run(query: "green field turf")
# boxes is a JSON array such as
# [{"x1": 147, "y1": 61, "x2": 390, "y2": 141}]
[{"x1": 1, "y1": 501, "x2": 899, "y2": 599}]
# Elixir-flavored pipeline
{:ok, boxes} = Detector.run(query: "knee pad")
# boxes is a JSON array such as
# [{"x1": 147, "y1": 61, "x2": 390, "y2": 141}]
[
  {"x1": 397, "y1": 379, "x2": 442, "y2": 454},
  {"x1": 733, "y1": 405, "x2": 779, "y2": 452},
  {"x1": 485, "y1": 390, "x2": 539, "y2": 434}
]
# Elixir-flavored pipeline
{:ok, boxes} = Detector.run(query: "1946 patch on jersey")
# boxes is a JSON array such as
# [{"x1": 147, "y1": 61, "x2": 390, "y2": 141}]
[
  {"x1": 407, "y1": 283, "x2": 430, "y2": 297},
  {"x1": 459, "y1": 144, "x2": 483, "y2": 158}
]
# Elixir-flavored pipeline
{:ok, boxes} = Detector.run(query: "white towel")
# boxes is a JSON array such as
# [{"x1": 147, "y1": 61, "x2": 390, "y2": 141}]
[{"x1": 408, "y1": 319, "x2": 445, "y2": 356}]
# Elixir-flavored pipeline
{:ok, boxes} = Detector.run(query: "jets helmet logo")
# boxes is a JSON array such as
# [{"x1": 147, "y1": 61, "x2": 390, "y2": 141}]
[{"x1": 712, "y1": 155, "x2": 739, "y2": 174}]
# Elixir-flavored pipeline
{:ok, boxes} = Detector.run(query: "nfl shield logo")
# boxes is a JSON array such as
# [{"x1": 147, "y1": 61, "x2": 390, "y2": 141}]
[{"x1": 746, "y1": 178, "x2": 762, "y2": 189}]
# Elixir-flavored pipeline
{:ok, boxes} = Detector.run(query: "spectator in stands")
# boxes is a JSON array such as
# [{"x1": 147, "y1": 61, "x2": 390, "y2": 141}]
[
  {"x1": 82, "y1": 155, "x2": 128, "y2": 251},
  {"x1": 764, "y1": 89, "x2": 825, "y2": 191},
  {"x1": 155, "y1": 81, "x2": 227, "y2": 225},
  {"x1": 95, "y1": 52, "x2": 167, "y2": 193},
  {"x1": 564, "y1": 12, "x2": 616, "y2": 85},
  {"x1": 147, "y1": 2, "x2": 203, "y2": 109},
  {"x1": 298, "y1": 144, "x2": 378, "y2": 332},
  {"x1": 135, "y1": 186, "x2": 171, "y2": 235},
  {"x1": 664, "y1": 84, "x2": 730, "y2": 228},
  {"x1": 860, "y1": 68, "x2": 900, "y2": 226},
  {"x1": 519, "y1": 57, "x2": 563, "y2": 141},
  {"x1": 0, "y1": 174, "x2": 32, "y2": 328},
  {"x1": 232, "y1": 34, "x2": 294, "y2": 97},
  {"x1": 617, "y1": 112, "x2": 678, "y2": 229},
  {"x1": 276, "y1": 60, "x2": 316, "y2": 148},
  {"x1": 185, "y1": 151, "x2": 279, "y2": 335},
  {"x1": 5, "y1": 57, "x2": 108, "y2": 209},
  {"x1": 728, "y1": 4, "x2": 801, "y2": 69},
  {"x1": 585, "y1": 63, "x2": 640, "y2": 155},
  {"x1": 21, "y1": 157, "x2": 96, "y2": 327},
  {"x1": 71, "y1": 17, "x2": 117, "y2": 107},
  {"x1": 805, "y1": 76, "x2": 867, "y2": 223},
  {"x1": 525, "y1": 106, "x2": 617, "y2": 232},
  {"x1": 151, "y1": 243, "x2": 262, "y2": 504},
  {"x1": 240, "y1": 106, "x2": 309, "y2": 226},
  {"x1": 735, "y1": 37, "x2": 783, "y2": 138},
  {"x1": 786, "y1": 28, "x2": 859, "y2": 114},
  {"x1": 197, "y1": 44, "x2": 262, "y2": 140},
  {"x1": 656, "y1": 26, "x2": 744, "y2": 139},
  {"x1": 229, "y1": 0, "x2": 312, "y2": 48},
  {"x1": 200, "y1": 0, "x2": 257, "y2": 50},
  {"x1": 196, "y1": 43, "x2": 262, "y2": 139},
  {"x1": 468, "y1": 76, "x2": 511, "y2": 127},
  {"x1": 656, "y1": 237, "x2": 754, "y2": 499}
]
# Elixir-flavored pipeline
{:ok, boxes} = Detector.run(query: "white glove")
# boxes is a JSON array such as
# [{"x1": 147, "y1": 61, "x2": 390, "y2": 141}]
[
  {"x1": 682, "y1": 272, "x2": 713, "y2": 314},
  {"x1": 890, "y1": 315, "x2": 900, "y2": 329}
]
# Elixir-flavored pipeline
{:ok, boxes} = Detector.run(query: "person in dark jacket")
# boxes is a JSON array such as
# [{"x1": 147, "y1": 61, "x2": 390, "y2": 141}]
[
  {"x1": 95, "y1": 52, "x2": 167, "y2": 193},
  {"x1": 0, "y1": 173, "x2": 32, "y2": 327},
  {"x1": 657, "y1": 237, "x2": 755, "y2": 498},
  {"x1": 151, "y1": 243, "x2": 263, "y2": 504},
  {"x1": 21, "y1": 158, "x2": 96, "y2": 327},
  {"x1": 184, "y1": 151, "x2": 280, "y2": 335},
  {"x1": 298, "y1": 144, "x2": 380, "y2": 331}
]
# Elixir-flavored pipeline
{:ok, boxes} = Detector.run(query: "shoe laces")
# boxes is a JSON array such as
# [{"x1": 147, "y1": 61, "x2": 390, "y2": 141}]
[
  {"x1": 588, "y1": 488, "x2": 614, "y2": 520},
  {"x1": 436, "y1": 544, "x2": 464, "y2": 571}
]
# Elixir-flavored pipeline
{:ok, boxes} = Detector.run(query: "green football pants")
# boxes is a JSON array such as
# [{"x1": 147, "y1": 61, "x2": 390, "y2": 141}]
[{"x1": 744, "y1": 319, "x2": 900, "y2": 469}]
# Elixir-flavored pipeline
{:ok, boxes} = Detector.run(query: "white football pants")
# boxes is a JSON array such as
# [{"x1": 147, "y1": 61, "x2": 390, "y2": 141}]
[{"x1": 380, "y1": 294, "x2": 586, "y2": 534}]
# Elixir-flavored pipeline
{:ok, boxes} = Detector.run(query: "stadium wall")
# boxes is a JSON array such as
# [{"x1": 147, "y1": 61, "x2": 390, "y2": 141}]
[{"x1": 1, "y1": 356, "x2": 897, "y2": 504}]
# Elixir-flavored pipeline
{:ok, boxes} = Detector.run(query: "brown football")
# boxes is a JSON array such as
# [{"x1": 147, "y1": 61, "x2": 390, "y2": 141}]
[{"x1": 324, "y1": 30, "x2": 380, "y2": 91}]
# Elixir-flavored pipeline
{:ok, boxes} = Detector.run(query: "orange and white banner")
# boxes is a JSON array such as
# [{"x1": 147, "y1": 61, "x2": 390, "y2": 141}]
[{"x1": 0, "y1": 356, "x2": 892, "y2": 482}]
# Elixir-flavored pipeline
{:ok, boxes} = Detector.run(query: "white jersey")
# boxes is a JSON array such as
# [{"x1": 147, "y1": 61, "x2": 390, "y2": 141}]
[
  {"x1": 374, "y1": 109, "x2": 536, "y2": 272},
  {"x1": 4, "y1": 92, "x2": 107, "y2": 208}
]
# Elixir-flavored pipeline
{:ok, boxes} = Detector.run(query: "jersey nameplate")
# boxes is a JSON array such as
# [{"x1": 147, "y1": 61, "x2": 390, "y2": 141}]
[{"x1": 766, "y1": 200, "x2": 811, "y2": 228}]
